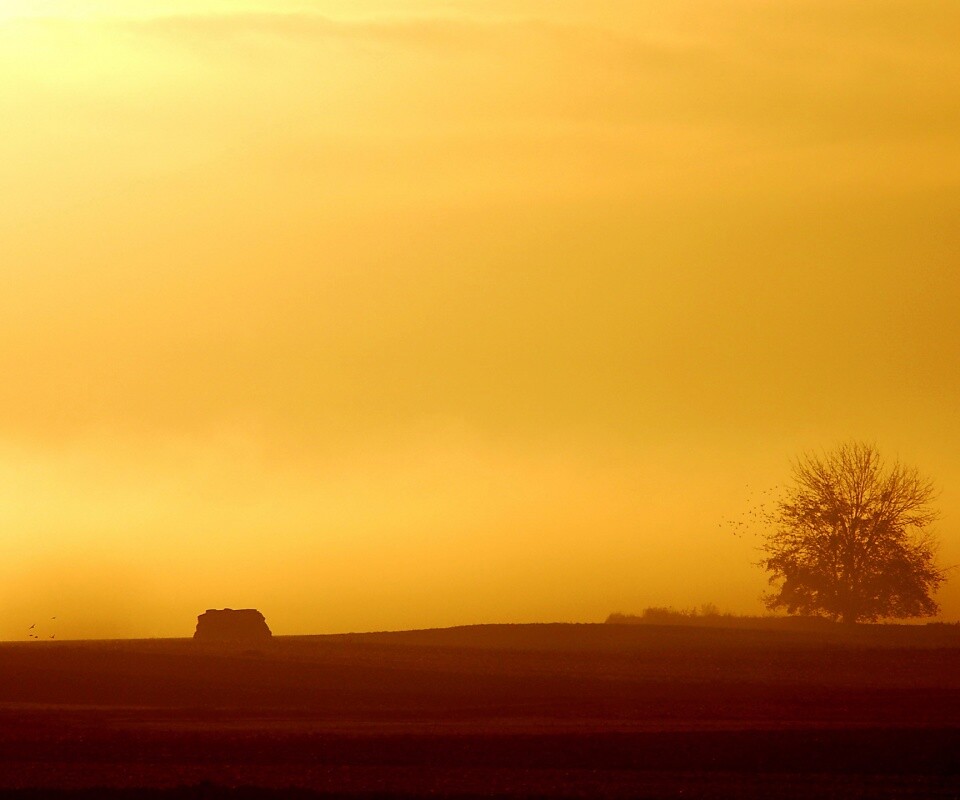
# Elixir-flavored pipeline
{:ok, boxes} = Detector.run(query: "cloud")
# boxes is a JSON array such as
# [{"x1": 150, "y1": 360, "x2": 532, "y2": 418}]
[
  {"x1": 105, "y1": 6, "x2": 960, "y2": 140},
  {"x1": 2, "y1": 3, "x2": 959, "y2": 450}
]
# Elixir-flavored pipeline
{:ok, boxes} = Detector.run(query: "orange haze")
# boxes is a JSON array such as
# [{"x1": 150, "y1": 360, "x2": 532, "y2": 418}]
[{"x1": 1, "y1": 1, "x2": 959, "y2": 639}]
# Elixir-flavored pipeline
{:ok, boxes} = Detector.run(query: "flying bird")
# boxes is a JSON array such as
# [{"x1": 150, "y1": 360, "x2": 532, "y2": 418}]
[{"x1": 28, "y1": 623, "x2": 35, "y2": 630}]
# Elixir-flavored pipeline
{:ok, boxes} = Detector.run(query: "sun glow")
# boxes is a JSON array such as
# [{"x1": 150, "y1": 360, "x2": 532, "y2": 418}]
[
  {"x1": 0, "y1": 1, "x2": 31, "y2": 21},
  {"x1": 0, "y1": 1, "x2": 114, "y2": 20}
]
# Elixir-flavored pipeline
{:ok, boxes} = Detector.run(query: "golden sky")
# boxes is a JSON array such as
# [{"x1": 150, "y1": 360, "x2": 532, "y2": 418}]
[{"x1": 2, "y1": 1, "x2": 959, "y2": 639}]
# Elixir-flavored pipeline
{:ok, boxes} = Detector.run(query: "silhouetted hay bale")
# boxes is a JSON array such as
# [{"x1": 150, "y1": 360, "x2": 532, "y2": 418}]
[{"x1": 193, "y1": 608, "x2": 272, "y2": 642}]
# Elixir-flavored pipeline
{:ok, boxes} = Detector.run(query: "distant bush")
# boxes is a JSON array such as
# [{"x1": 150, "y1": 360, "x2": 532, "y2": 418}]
[
  {"x1": 606, "y1": 605, "x2": 728, "y2": 625},
  {"x1": 605, "y1": 606, "x2": 835, "y2": 629}
]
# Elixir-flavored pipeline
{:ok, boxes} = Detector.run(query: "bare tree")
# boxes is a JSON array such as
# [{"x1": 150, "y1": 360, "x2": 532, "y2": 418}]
[{"x1": 761, "y1": 441, "x2": 946, "y2": 624}]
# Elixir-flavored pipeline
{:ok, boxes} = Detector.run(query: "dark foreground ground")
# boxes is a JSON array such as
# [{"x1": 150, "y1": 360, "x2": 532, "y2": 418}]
[{"x1": 1, "y1": 622, "x2": 960, "y2": 799}]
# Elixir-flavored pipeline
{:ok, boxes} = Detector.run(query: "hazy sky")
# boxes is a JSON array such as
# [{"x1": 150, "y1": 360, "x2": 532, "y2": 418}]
[{"x1": 2, "y1": 1, "x2": 959, "y2": 639}]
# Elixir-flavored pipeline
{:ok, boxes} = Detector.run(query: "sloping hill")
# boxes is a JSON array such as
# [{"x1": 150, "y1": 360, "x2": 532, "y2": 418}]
[{"x1": 319, "y1": 619, "x2": 960, "y2": 651}]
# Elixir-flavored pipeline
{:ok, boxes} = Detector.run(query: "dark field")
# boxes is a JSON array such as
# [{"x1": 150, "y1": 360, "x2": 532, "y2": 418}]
[{"x1": 2, "y1": 623, "x2": 959, "y2": 798}]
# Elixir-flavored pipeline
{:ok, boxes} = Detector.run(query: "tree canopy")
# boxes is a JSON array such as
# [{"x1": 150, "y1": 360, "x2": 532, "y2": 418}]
[{"x1": 761, "y1": 441, "x2": 946, "y2": 624}]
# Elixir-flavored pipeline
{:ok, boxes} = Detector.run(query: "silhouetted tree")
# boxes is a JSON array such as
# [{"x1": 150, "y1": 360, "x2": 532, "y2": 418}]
[{"x1": 761, "y1": 442, "x2": 946, "y2": 624}]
